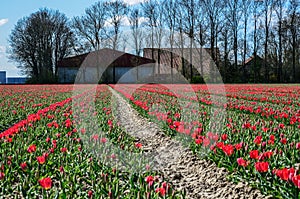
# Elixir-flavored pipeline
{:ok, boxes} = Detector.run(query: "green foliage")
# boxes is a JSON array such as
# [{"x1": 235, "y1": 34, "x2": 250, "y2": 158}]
[{"x1": 191, "y1": 75, "x2": 204, "y2": 84}]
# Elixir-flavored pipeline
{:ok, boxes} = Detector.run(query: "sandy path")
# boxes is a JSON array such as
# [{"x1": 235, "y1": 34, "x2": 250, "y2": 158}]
[{"x1": 109, "y1": 87, "x2": 269, "y2": 199}]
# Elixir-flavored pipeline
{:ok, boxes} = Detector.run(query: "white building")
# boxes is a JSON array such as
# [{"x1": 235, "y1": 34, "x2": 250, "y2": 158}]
[{"x1": 57, "y1": 48, "x2": 155, "y2": 84}]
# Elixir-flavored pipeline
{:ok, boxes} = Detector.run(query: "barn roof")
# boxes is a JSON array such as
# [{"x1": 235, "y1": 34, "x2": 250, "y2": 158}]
[
  {"x1": 244, "y1": 54, "x2": 264, "y2": 65},
  {"x1": 57, "y1": 53, "x2": 89, "y2": 68},
  {"x1": 57, "y1": 48, "x2": 155, "y2": 68}
]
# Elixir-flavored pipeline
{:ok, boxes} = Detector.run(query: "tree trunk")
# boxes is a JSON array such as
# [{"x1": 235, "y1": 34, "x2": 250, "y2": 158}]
[
  {"x1": 243, "y1": 19, "x2": 247, "y2": 82},
  {"x1": 292, "y1": 34, "x2": 296, "y2": 82},
  {"x1": 189, "y1": 35, "x2": 193, "y2": 81},
  {"x1": 264, "y1": 13, "x2": 269, "y2": 83},
  {"x1": 210, "y1": 25, "x2": 215, "y2": 82},
  {"x1": 278, "y1": 19, "x2": 283, "y2": 83}
]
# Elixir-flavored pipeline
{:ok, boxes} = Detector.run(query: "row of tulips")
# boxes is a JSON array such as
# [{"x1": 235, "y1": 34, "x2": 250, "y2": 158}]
[
  {"x1": 0, "y1": 85, "x2": 79, "y2": 132},
  {"x1": 121, "y1": 84, "x2": 300, "y2": 128},
  {"x1": 121, "y1": 84, "x2": 300, "y2": 105},
  {"x1": 0, "y1": 85, "x2": 183, "y2": 198},
  {"x1": 111, "y1": 84, "x2": 300, "y2": 198}
]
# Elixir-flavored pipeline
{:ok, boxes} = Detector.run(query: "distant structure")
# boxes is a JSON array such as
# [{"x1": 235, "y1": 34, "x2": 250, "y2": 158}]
[
  {"x1": 242, "y1": 54, "x2": 265, "y2": 83},
  {"x1": 0, "y1": 71, "x2": 27, "y2": 84},
  {"x1": 143, "y1": 48, "x2": 220, "y2": 81},
  {"x1": 57, "y1": 48, "x2": 155, "y2": 83},
  {"x1": 0, "y1": 71, "x2": 6, "y2": 84},
  {"x1": 7, "y1": 77, "x2": 27, "y2": 84},
  {"x1": 57, "y1": 47, "x2": 221, "y2": 84}
]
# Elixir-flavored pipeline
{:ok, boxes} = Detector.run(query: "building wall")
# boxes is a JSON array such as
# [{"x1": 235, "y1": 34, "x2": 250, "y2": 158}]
[
  {"x1": 143, "y1": 48, "x2": 217, "y2": 79},
  {"x1": 58, "y1": 67, "x2": 79, "y2": 83},
  {"x1": 116, "y1": 65, "x2": 153, "y2": 83},
  {"x1": 0, "y1": 71, "x2": 6, "y2": 84},
  {"x1": 58, "y1": 63, "x2": 154, "y2": 83},
  {"x1": 7, "y1": 77, "x2": 27, "y2": 84}
]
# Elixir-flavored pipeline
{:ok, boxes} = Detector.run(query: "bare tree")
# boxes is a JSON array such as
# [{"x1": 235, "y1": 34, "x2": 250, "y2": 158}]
[
  {"x1": 252, "y1": 0, "x2": 263, "y2": 83},
  {"x1": 142, "y1": 0, "x2": 157, "y2": 61},
  {"x1": 195, "y1": 1, "x2": 208, "y2": 78},
  {"x1": 129, "y1": 8, "x2": 144, "y2": 56},
  {"x1": 142, "y1": 0, "x2": 164, "y2": 76},
  {"x1": 241, "y1": 0, "x2": 252, "y2": 82},
  {"x1": 273, "y1": 0, "x2": 286, "y2": 82},
  {"x1": 106, "y1": 0, "x2": 129, "y2": 50},
  {"x1": 53, "y1": 13, "x2": 75, "y2": 77},
  {"x1": 8, "y1": 8, "x2": 74, "y2": 83},
  {"x1": 179, "y1": 0, "x2": 198, "y2": 80},
  {"x1": 219, "y1": 18, "x2": 233, "y2": 82},
  {"x1": 288, "y1": 0, "x2": 299, "y2": 82},
  {"x1": 162, "y1": 0, "x2": 178, "y2": 82},
  {"x1": 72, "y1": 1, "x2": 108, "y2": 51},
  {"x1": 225, "y1": 0, "x2": 242, "y2": 76},
  {"x1": 201, "y1": 0, "x2": 224, "y2": 82},
  {"x1": 174, "y1": 6, "x2": 188, "y2": 78},
  {"x1": 262, "y1": 0, "x2": 274, "y2": 82}
]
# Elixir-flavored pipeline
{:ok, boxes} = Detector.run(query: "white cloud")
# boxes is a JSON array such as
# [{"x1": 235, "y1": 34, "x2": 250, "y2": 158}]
[
  {"x1": 104, "y1": 18, "x2": 115, "y2": 27},
  {"x1": 104, "y1": 16, "x2": 147, "y2": 27},
  {"x1": 0, "y1": 19, "x2": 8, "y2": 27},
  {"x1": 0, "y1": 46, "x2": 6, "y2": 59},
  {"x1": 0, "y1": 46, "x2": 5, "y2": 53},
  {"x1": 122, "y1": 16, "x2": 148, "y2": 26},
  {"x1": 123, "y1": 0, "x2": 144, "y2": 5},
  {"x1": 0, "y1": 46, "x2": 6, "y2": 58}
]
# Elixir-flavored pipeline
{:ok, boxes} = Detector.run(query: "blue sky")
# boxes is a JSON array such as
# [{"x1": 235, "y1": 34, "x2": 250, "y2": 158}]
[{"x1": 0, "y1": 0, "x2": 143, "y2": 77}]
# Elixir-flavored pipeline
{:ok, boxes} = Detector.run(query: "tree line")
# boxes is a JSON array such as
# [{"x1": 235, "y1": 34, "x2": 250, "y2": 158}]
[{"x1": 8, "y1": 0, "x2": 300, "y2": 83}]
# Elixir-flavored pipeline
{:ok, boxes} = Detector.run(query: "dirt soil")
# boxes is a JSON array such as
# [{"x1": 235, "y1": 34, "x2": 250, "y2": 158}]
[{"x1": 110, "y1": 87, "x2": 271, "y2": 199}]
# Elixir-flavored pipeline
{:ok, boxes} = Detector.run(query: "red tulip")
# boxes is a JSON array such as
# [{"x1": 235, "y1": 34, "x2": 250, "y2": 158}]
[
  {"x1": 255, "y1": 162, "x2": 269, "y2": 173},
  {"x1": 235, "y1": 142, "x2": 243, "y2": 150},
  {"x1": 195, "y1": 138, "x2": 202, "y2": 145},
  {"x1": 296, "y1": 142, "x2": 300, "y2": 149},
  {"x1": 254, "y1": 136, "x2": 262, "y2": 145},
  {"x1": 222, "y1": 144, "x2": 234, "y2": 156},
  {"x1": 61, "y1": 148, "x2": 67, "y2": 153},
  {"x1": 237, "y1": 157, "x2": 248, "y2": 167},
  {"x1": 92, "y1": 134, "x2": 99, "y2": 141},
  {"x1": 203, "y1": 137, "x2": 210, "y2": 147},
  {"x1": 101, "y1": 137, "x2": 107, "y2": 143},
  {"x1": 0, "y1": 172, "x2": 4, "y2": 180},
  {"x1": 111, "y1": 154, "x2": 116, "y2": 159},
  {"x1": 216, "y1": 142, "x2": 224, "y2": 149},
  {"x1": 49, "y1": 148, "x2": 55, "y2": 153},
  {"x1": 221, "y1": 134, "x2": 228, "y2": 141},
  {"x1": 155, "y1": 187, "x2": 166, "y2": 196},
  {"x1": 135, "y1": 142, "x2": 142, "y2": 148},
  {"x1": 292, "y1": 175, "x2": 300, "y2": 188},
  {"x1": 275, "y1": 168, "x2": 289, "y2": 181},
  {"x1": 268, "y1": 139, "x2": 275, "y2": 145},
  {"x1": 263, "y1": 151, "x2": 273, "y2": 159},
  {"x1": 280, "y1": 138, "x2": 287, "y2": 144},
  {"x1": 278, "y1": 123, "x2": 285, "y2": 129},
  {"x1": 27, "y1": 144, "x2": 36, "y2": 153},
  {"x1": 88, "y1": 190, "x2": 93, "y2": 198},
  {"x1": 60, "y1": 166, "x2": 64, "y2": 173},
  {"x1": 20, "y1": 162, "x2": 27, "y2": 170},
  {"x1": 269, "y1": 134, "x2": 275, "y2": 141},
  {"x1": 250, "y1": 150, "x2": 259, "y2": 159},
  {"x1": 37, "y1": 156, "x2": 46, "y2": 164},
  {"x1": 145, "y1": 164, "x2": 150, "y2": 170},
  {"x1": 145, "y1": 175, "x2": 154, "y2": 186},
  {"x1": 38, "y1": 177, "x2": 52, "y2": 190}
]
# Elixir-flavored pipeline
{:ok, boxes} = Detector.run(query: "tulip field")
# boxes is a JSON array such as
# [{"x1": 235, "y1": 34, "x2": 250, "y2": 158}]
[
  {"x1": 0, "y1": 85, "x2": 182, "y2": 198},
  {"x1": 0, "y1": 84, "x2": 300, "y2": 198}
]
